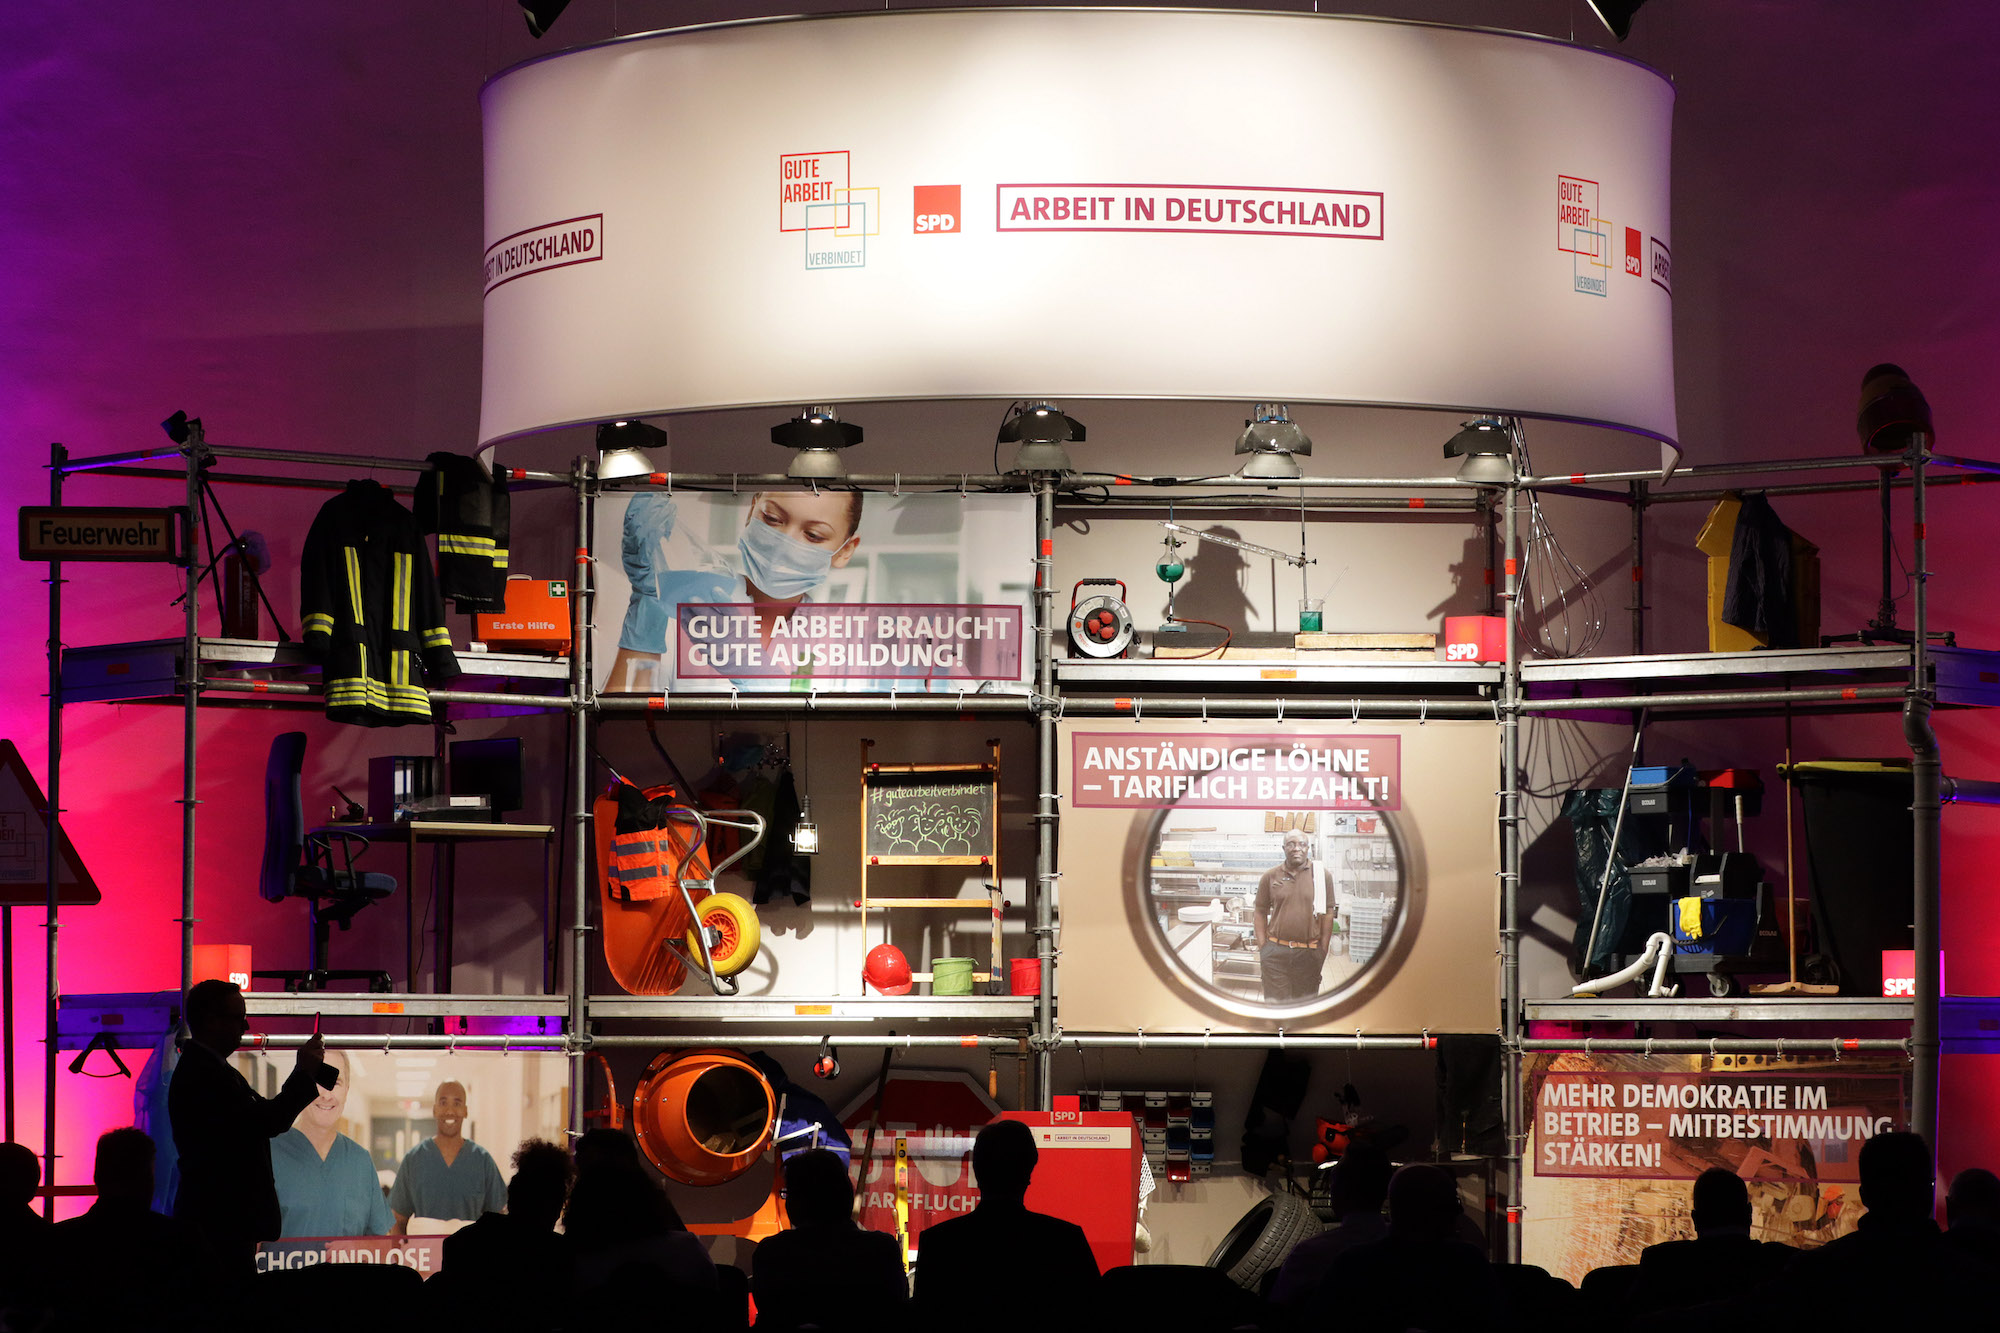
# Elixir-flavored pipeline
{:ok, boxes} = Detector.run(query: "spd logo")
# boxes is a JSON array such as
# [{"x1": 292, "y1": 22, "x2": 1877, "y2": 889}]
[
  {"x1": 914, "y1": 184, "x2": 960, "y2": 233},
  {"x1": 1445, "y1": 642, "x2": 1482, "y2": 661}
]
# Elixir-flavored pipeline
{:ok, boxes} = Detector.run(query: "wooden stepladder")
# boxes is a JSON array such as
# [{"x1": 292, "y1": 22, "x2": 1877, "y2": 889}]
[{"x1": 859, "y1": 738, "x2": 1002, "y2": 990}]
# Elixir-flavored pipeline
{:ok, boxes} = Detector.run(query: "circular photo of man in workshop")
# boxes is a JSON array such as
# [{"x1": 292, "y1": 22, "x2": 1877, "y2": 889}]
[{"x1": 1134, "y1": 795, "x2": 1411, "y2": 1023}]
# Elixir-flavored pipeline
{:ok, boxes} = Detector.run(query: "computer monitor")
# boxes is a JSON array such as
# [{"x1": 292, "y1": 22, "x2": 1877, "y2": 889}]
[{"x1": 450, "y1": 737, "x2": 525, "y2": 816}]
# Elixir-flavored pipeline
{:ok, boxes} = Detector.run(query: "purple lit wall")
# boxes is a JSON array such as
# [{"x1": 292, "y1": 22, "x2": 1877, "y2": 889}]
[{"x1": 4, "y1": 1, "x2": 1999, "y2": 1205}]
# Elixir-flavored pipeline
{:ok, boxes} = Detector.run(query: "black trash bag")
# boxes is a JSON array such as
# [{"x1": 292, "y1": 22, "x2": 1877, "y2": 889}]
[
  {"x1": 1561, "y1": 788, "x2": 1671, "y2": 978},
  {"x1": 1240, "y1": 1049, "x2": 1312, "y2": 1177}
]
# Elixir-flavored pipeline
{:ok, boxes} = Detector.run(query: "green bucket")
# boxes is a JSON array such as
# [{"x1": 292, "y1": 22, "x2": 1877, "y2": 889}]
[{"x1": 931, "y1": 957, "x2": 976, "y2": 996}]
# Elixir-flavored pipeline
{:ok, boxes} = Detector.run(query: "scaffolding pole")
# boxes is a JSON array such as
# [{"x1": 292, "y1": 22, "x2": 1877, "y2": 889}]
[
  {"x1": 1499, "y1": 476, "x2": 1524, "y2": 1263},
  {"x1": 40, "y1": 445, "x2": 66, "y2": 1215},
  {"x1": 569, "y1": 459, "x2": 596, "y2": 1139},
  {"x1": 1909, "y1": 444, "x2": 1941, "y2": 1151},
  {"x1": 179, "y1": 444, "x2": 203, "y2": 1013},
  {"x1": 1033, "y1": 476, "x2": 1058, "y2": 1110}
]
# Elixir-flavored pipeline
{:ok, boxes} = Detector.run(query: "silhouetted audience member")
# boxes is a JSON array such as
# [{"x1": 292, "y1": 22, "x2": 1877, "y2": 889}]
[
  {"x1": 1780, "y1": 1130, "x2": 1987, "y2": 1321},
  {"x1": 1633, "y1": 1167, "x2": 1790, "y2": 1309},
  {"x1": 52, "y1": 1127, "x2": 215, "y2": 1331},
  {"x1": 442, "y1": 1138, "x2": 575, "y2": 1326},
  {"x1": 446, "y1": 1136, "x2": 574, "y2": 1268},
  {"x1": 1316, "y1": 1163, "x2": 1501, "y2": 1333},
  {"x1": 1268, "y1": 1144, "x2": 1391, "y2": 1308},
  {"x1": 168, "y1": 978, "x2": 326, "y2": 1274},
  {"x1": 1, "y1": 1140, "x2": 55, "y2": 1319},
  {"x1": 913, "y1": 1120, "x2": 1100, "y2": 1332},
  {"x1": 753, "y1": 1148, "x2": 906, "y2": 1331},
  {"x1": 1944, "y1": 1165, "x2": 2000, "y2": 1271},
  {"x1": 564, "y1": 1127, "x2": 716, "y2": 1294}
]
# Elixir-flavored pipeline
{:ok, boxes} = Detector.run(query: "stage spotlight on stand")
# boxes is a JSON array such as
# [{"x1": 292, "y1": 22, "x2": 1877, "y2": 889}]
[
  {"x1": 161, "y1": 410, "x2": 204, "y2": 446},
  {"x1": 1000, "y1": 402, "x2": 1086, "y2": 473},
  {"x1": 1857, "y1": 363, "x2": 1932, "y2": 455},
  {"x1": 773, "y1": 406, "x2": 862, "y2": 480},
  {"x1": 1824, "y1": 362, "x2": 1951, "y2": 649},
  {"x1": 520, "y1": 0, "x2": 572, "y2": 39},
  {"x1": 596, "y1": 419, "x2": 665, "y2": 480},
  {"x1": 1443, "y1": 418, "x2": 1516, "y2": 485},
  {"x1": 1234, "y1": 404, "x2": 1312, "y2": 479},
  {"x1": 1586, "y1": 0, "x2": 1649, "y2": 41}
]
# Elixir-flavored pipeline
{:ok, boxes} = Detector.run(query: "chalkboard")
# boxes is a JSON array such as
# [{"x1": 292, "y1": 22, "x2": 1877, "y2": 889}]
[{"x1": 864, "y1": 770, "x2": 994, "y2": 863}]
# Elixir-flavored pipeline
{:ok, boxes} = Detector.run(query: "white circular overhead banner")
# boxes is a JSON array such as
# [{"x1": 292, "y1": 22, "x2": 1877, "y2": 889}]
[{"x1": 479, "y1": 9, "x2": 1675, "y2": 446}]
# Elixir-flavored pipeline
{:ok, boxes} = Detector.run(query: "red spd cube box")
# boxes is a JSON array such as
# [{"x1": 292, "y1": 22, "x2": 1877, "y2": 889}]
[{"x1": 1442, "y1": 615, "x2": 1506, "y2": 663}]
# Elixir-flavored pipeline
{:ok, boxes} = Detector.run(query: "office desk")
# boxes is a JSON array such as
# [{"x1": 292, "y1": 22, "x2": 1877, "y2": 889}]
[{"x1": 317, "y1": 821, "x2": 556, "y2": 993}]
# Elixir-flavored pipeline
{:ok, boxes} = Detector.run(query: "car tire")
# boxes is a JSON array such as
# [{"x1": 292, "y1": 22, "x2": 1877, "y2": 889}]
[{"x1": 1206, "y1": 1190, "x2": 1324, "y2": 1291}]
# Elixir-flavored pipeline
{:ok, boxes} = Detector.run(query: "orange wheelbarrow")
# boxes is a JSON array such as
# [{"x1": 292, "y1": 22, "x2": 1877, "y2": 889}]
[{"x1": 595, "y1": 779, "x2": 767, "y2": 995}]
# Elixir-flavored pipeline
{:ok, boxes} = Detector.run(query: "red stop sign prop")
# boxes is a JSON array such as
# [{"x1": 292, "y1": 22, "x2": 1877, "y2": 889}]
[{"x1": 838, "y1": 1070, "x2": 999, "y2": 1249}]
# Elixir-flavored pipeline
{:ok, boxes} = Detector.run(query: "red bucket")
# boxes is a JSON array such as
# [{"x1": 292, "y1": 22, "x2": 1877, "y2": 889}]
[{"x1": 1009, "y1": 957, "x2": 1043, "y2": 996}]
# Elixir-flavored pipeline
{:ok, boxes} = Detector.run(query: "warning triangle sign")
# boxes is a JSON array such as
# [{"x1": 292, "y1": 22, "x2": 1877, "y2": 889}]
[{"x1": 0, "y1": 739, "x2": 102, "y2": 907}]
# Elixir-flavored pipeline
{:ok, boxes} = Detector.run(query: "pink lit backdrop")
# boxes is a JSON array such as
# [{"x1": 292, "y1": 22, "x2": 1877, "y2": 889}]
[{"x1": 4, "y1": 2, "x2": 1999, "y2": 1205}]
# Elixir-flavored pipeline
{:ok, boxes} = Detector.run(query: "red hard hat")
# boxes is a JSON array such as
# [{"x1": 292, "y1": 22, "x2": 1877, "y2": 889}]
[{"x1": 864, "y1": 944, "x2": 913, "y2": 996}]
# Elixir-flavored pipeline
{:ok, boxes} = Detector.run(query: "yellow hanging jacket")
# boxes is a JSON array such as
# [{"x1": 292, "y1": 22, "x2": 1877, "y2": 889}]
[{"x1": 301, "y1": 480, "x2": 460, "y2": 726}]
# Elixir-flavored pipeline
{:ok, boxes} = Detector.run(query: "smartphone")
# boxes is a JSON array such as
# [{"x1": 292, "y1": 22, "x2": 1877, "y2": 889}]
[{"x1": 311, "y1": 1012, "x2": 340, "y2": 1090}]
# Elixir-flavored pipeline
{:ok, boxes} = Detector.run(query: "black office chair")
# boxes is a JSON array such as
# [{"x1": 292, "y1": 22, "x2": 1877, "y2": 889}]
[{"x1": 250, "y1": 731, "x2": 396, "y2": 993}]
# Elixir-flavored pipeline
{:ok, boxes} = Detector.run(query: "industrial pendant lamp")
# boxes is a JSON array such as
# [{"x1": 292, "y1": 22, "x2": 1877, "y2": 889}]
[
  {"x1": 1234, "y1": 404, "x2": 1312, "y2": 479},
  {"x1": 773, "y1": 406, "x2": 863, "y2": 479},
  {"x1": 1443, "y1": 418, "x2": 1515, "y2": 485},
  {"x1": 596, "y1": 419, "x2": 665, "y2": 480},
  {"x1": 999, "y1": 402, "x2": 1086, "y2": 473}
]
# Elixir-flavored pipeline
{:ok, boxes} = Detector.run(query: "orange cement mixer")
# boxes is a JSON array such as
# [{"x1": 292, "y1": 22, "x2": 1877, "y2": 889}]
[{"x1": 632, "y1": 1047, "x2": 777, "y2": 1186}]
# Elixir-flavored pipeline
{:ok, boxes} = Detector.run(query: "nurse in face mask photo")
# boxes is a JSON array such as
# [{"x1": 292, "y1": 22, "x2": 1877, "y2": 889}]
[{"x1": 605, "y1": 489, "x2": 864, "y2": 692}]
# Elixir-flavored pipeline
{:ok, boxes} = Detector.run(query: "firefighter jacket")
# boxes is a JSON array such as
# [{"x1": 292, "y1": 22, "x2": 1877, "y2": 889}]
[
  {"x1": 414, "y1": 451, "x2": 510, "y2": 613},
  {"x1": 301, "y1": 480, "x2": 460, "y2": 726}
]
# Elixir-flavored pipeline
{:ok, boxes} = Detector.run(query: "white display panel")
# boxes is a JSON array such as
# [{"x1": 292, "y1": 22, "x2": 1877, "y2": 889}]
[{"x1": 480, "y1": 9, "x2": 1675, "y2": 447}]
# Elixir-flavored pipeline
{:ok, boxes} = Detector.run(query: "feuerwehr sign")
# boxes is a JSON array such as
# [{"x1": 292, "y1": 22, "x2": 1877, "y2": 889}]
[{"x1": 478, "y1": 9, "x2": 1675, "y2": 448}]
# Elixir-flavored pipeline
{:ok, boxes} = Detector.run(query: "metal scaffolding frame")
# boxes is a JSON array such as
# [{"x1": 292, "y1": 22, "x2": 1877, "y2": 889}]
[{"x1": 20, "y1": 434, "x2": 1988, "y2": 1255}]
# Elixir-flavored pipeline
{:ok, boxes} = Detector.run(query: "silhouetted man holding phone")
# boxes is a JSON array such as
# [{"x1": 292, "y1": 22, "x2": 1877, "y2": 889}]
[{"x1": 168, "y1": 979, "x2": 330, "y2": 1274}]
